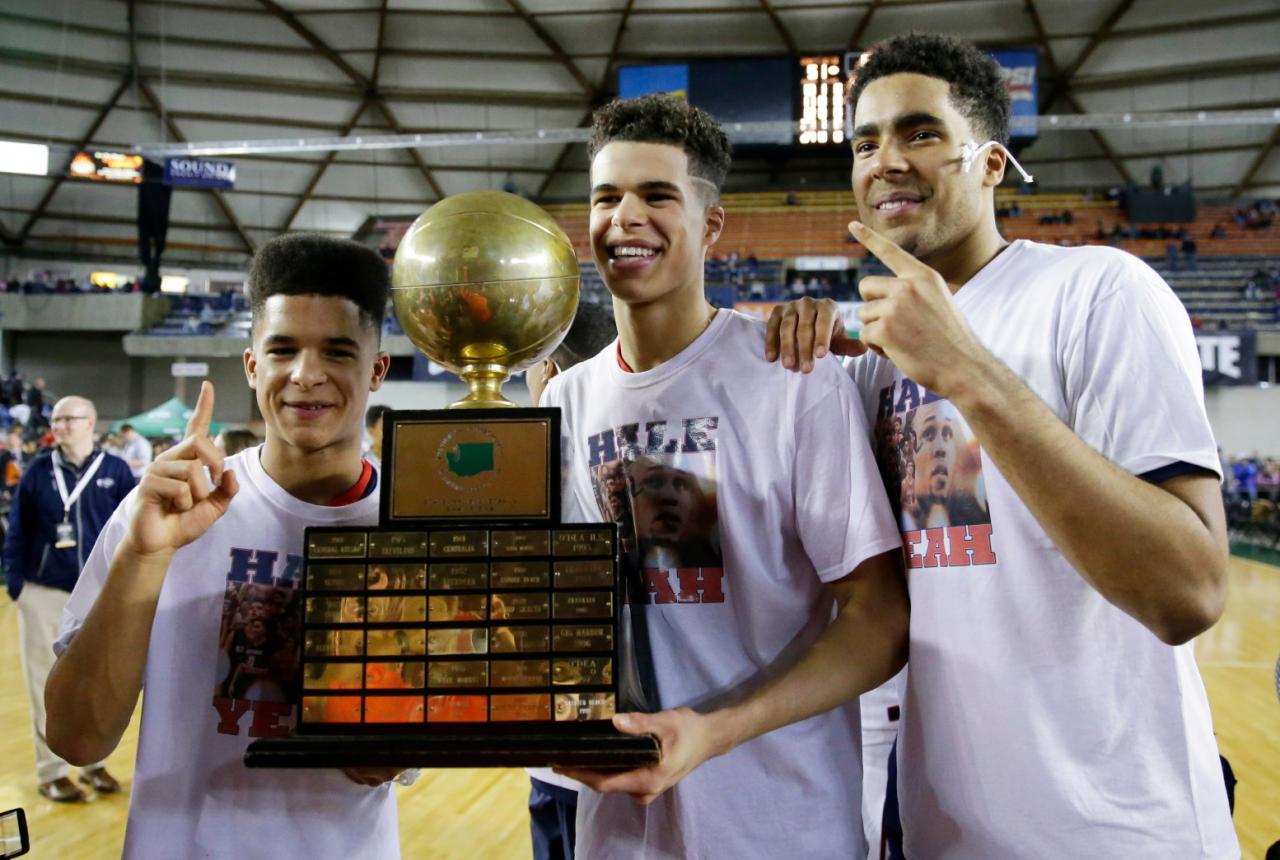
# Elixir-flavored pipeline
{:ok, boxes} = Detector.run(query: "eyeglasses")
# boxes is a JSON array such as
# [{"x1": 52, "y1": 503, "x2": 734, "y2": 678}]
[{"x1": 50, "y1": 415, "x2": 91, "y2": 425}]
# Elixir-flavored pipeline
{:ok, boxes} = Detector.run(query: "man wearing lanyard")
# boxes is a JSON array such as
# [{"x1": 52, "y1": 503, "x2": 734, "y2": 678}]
[{"x1": 4, "y1": 395, "x2": 134, "y2": 801}]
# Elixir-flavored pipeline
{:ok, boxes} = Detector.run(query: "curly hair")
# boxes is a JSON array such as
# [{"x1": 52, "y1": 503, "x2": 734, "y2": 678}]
[
  {"x1": 247, "y1": 233, "x2": 389, "y2": 333},
  {"x1": 550, "y1": 301, "x2": 617, "y2": 368},
  {"x1": 849, "y1": 33, "x2": 1011, "y2": 146},
  {"x1": 588, "y1": 94, "x2": 732, "y2": 204}
]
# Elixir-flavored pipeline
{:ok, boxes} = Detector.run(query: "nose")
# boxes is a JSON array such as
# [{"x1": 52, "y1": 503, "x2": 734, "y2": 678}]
[
  {"x1": 869, "y1": 139, "x2": 910, "y2": 178},
  {"x1": 611, "y1": 192, "x2": 648, "y2": 228},
  {"x1": 290, "y1": 349, "x2": 327, "y2": 388}
]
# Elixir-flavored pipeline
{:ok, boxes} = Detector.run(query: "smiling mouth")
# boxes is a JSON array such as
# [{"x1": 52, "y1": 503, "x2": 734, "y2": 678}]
[
  {"x1": 607, "y1": 244, "x2": 661, "y2": 268},
  {"x1": 285, "y1": 402, "x2": 334, "y2": 415},
  {"x1": 875, "y1": 196, "x2": 925, "y2": 214}
]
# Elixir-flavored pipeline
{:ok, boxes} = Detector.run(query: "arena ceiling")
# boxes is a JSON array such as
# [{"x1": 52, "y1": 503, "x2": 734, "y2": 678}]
[{"x1": 0, "y1": 0, "x2": 1278, "y2": 268}]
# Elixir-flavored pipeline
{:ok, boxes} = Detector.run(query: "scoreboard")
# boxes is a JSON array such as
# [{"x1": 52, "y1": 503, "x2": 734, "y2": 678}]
[{"x1": 618, "y1": 49, "x2": 1040, "y2": 147}]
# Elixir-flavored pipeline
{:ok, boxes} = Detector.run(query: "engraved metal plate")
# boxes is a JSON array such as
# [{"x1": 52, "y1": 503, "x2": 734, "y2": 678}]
[
  {"x1": 553, "y1": 560, "x2": 614, "y2": 589},
  {"x1": 368, "y1": 563, "x2": 426, "y2": 591},
  {"x1": 553, "y1": 528, "x2": 614, "y2": 557},
  {"x1": 491, "y1": 659, "x2": 550, "y2": 687},
  {"x1": 494, "y1": 592, "x2": 551, "y2": 620},
  {"x1": 490, "y1": 561, "x2": 551, "y2": 589},
  {"x1": 554, "y1": 692, "x2": 616, "y2": 722},
  {"x1": 491, "y1": 529, "x2": 551, "y2": 557},
  {"x1": 428, "y1": 661, "x2": 489, "y2": 688},
  {"x1": 368, "y1": 532, "x2": 429, "y2": 559},
  {"x1": 308, "y1": 531, "x2": 368, "y2": 559},
  {"x1": 430, "y1": 530, "x2": 490, "y2": 558},
  {"x1": 552, "y1": 592, "x2": 613, "y2": 620},
  {"x1": 491, "y1": 625, "x2": 551, "y2": 654},
  {"x1": 307, "y1": 564, "x2": 366, "y2": 591},
  {"x1": 552, "y1": 625, "x2": 613, "y2": 653},
  {"x1": 552, "y1": 657, "x2": 613, "y2": 686},
  {"x1": 428, "y1": 562, "x2": 488, "y2": 591}
]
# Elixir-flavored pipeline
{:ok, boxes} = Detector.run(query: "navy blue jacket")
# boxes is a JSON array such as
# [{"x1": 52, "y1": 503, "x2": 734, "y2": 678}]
[{"x1": 4, "y1": 447, "x2": 135, "y2": 599}]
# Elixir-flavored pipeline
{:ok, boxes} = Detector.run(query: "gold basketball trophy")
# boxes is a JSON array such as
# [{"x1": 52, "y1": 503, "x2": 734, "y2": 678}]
[{"x1": 246, "y1": 191, "x2": 660, "y2": 769}]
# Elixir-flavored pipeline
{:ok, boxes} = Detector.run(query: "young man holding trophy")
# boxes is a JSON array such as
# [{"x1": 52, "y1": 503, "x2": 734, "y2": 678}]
[
  {"x1": 44, "y1": 235, "x2": 402, "y2": 859},
  {"x1": 541, "y1": 95, "x2": 908, "y2": 858}
]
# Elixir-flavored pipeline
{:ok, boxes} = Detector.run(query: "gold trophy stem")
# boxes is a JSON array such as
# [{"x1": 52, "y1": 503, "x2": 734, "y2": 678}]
[{"x1": 452, "y1": 362, "x2": 516, "y2": 409}]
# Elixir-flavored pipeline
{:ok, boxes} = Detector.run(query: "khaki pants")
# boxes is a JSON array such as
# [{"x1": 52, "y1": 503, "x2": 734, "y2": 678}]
[{"x1": 16, "y1": 581, "x2": 105, "y2": 783}]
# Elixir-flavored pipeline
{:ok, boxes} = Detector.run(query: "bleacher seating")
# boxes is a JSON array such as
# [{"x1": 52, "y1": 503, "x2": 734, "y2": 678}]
[{"x1": 546, "y1": 192, "x2": 1280, "y2": 328}]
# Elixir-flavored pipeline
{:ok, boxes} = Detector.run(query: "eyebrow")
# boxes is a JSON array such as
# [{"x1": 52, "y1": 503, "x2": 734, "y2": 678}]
[
  {"x1": 262, "y1": 334, "x2": 361, "y2": 349},
  {"x1": 590, "y1": 180, "x2": 684, "y2": 196},
  {"x1": 853, "y1": 111, "x2": 947, "y2": 139}
]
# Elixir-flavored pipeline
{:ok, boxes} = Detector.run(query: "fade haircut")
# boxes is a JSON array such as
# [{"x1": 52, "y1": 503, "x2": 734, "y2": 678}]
[
  {"x1": 247, "y1": 233, "x2": 390, "y2": 336},
  {"x1": 588, "y1": 95, "x2": 732, "y2": 205},
  {"x1": 552, "y1": 302, "x2": 618, "y2": 370},
  {"x1": 849, "y1": 33, "x2": 1011, "y2": 147}
]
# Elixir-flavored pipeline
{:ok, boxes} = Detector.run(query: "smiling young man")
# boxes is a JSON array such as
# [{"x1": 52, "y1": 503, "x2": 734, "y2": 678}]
[
  {"x1": 539, "y1": 95, "x2": 907, "y2": 859},
  {"x1": 767, "y1": 33, "x2": 1237, "y2": 858},
  {"x1": 44, "y1": 235, "x2": 401, "y2": 859}
]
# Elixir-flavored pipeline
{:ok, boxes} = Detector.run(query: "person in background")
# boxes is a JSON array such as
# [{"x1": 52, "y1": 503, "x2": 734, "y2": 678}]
[
  {"x1": 363, "y1": 403, "x2": 392, "y2": 469},
  {"x1": 215, "y1": 429, "x2": 259, "y2": 458},
  {"x1": 117, "y1": 424, "x2": 154, "y2": 480},
  {"x1": 4, "y1": 395, "x2": 135, "y2": 802}
]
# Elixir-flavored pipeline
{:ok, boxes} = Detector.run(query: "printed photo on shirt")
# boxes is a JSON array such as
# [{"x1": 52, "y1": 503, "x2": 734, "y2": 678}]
[
  {"x1": 592, "y1": 453, "x2": 722, "y2": 568},
  {"x1": 214, "y1": 581, "x2": 301, "y2": 703},
  {"x1": 875, "y1": 396, "x2": 990, "y2": 532}
]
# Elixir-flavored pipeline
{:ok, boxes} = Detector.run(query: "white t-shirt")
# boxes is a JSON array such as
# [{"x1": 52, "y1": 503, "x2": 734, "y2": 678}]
[
  {"x1": 848, "y1": 241, "x2": 1237, "y2": 859},
  {"x1": 542, "y1": 309, "x2": 900, "y2": 860},
  {"x1": 56, "y1": 446, "x2": 399, "y2": 860}
]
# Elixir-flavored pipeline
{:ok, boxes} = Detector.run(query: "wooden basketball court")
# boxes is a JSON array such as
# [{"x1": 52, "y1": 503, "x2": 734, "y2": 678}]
[{"x1": 2, "y1": 556, "x2": 1276, "y2": 858}]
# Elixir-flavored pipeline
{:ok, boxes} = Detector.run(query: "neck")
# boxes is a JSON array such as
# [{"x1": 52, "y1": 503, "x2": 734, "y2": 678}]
[
  {"x1": 924, "y1": 217, "x2": 1008, "y2": 294},
  {"x1": 58, "y1": 441, "x2": 94, "y2": 466},
  {"x1": 613, "y1": 283, "x2": 716, "y2": 372},
  {"x1": 260, "y1": 437, "x2": 365, "y2": 505}
]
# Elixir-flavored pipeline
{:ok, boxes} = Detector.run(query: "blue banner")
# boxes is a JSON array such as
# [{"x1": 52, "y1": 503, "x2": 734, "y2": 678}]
[
  {"x1": 990, "y1": 50, "x2": 1038, "y2": 139},
  {"x1": 164, "y1": 157, "x2": 236, "y2": 189},
  {"x1": 619, "y1": 64, "x2": 689, "y2": 100}
]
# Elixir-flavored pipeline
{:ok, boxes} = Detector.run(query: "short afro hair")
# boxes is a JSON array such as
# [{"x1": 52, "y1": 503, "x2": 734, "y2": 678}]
[
  {"x1": 589, "y1": 95, "x2": 732, "y2": 204},
  {"x1": 849, "y1": 33, "x2": 1011, "y2": 147},
  {"x1": 247, "y1": 233, "x2": 390, "y2": 333},
  {"x1": 552, "y1": 301, "x2": 617, "y2": 369}
]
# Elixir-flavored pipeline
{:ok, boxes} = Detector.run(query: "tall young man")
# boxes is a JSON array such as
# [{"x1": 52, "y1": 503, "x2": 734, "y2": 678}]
[
  {"x1": 541, "y1": 95, "x2": 907, "y2": 858},
  {"x1": 45, "y1": 235, "x2": 402, "y2": 858},
  {"x1": 767, "y1": 33, "x2": 1237, "y2": 858}
]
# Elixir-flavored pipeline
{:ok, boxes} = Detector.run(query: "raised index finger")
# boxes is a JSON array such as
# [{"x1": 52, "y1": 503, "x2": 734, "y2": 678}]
[
  {"x1": 186, "y1": 381, "x2": 215, "y2": 439},
  {"x1": 849, "y1": 221, "x2": 933, "y2": 280}
]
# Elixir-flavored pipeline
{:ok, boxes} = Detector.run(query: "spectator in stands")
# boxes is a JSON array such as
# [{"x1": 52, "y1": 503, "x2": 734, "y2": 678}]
[
  {"x1": 1181, "y1": 235, "x2": 1198, "y2": 269},
  {"x1": 117, "y1": 423, "x2": 154, "y2": 480},
  {"x1": 1232, "y1": 457, "x2": 1258, "y2": 503},
  {"x1": 364, "y1": 403, "x2": 392, "y2": 469},
  {"x1": 1257, "y1": 459, "x2": 1280, "y2": 503},
  {"x1": 4, "y1": 395, "x2": 135, "y2": 802},
  {"x1": 214, "y1": 429, "x2": 258, "y2": 457},
  {"x1": 1210, "y1": 223, "x2": 1227, "y2": 240},
  {"x1": 4, "y1": 371, "x2": 23, "y2": 409},
  {"x1": 25, "y1": 378, "x2": 47, "y2": 421}
]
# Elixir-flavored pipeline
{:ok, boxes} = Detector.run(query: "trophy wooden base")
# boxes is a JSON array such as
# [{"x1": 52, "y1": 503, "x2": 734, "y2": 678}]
[{"x1": 245, "y1": 732, "x2": 661, "y2": 769}]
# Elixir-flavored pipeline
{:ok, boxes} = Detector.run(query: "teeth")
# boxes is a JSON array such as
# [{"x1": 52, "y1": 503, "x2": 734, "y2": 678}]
[
  {"x1": 877, "y1": 199, "x2": 918, "y2": 211},
  {"x1": 613, "y1": 246, "x2": 656, "y2": 257}
]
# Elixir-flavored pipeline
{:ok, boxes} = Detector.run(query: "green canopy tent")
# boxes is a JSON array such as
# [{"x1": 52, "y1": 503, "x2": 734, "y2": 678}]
[{"x1": 111, "y1": 397, "x2": 225, "y2": 439}]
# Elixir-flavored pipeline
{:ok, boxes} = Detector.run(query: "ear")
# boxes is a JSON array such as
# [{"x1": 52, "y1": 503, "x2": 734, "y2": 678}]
[
  {"x1": 369, "y1": 352, "x2": 392, "y2": 392},
  {"x1": 243, "y1": 347, "x2": 257, "y2": 390},
  {"x1": 983, "y1": 145, "x2": 1008, "y2": 189},
  {"x1": 540, "y1": 358, "x2": 560, "y2": 385},
  {"x1": 703, "y1": 205, "x2": 726, "y2": 247}
]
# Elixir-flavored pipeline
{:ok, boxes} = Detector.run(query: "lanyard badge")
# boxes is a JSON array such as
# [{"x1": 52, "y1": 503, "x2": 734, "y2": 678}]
[{"x1": 51, "y1": 449, "x2": 106, "y2": 551}]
